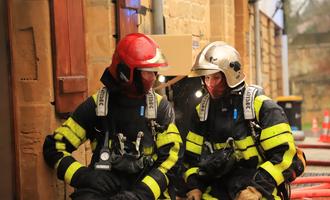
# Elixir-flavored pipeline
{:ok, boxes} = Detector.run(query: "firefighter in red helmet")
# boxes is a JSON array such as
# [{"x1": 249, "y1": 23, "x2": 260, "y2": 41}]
[{"x1": 43, "y1": 33, "x2": 183, "y2": 200}]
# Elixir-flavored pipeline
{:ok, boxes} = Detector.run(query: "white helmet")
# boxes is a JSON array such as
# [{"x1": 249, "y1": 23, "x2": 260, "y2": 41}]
[{"x1": 189, "y1": 41, "x2": 245, "y2": 88}]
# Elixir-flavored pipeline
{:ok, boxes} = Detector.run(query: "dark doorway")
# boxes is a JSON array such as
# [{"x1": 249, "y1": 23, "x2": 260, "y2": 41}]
[{"x1": 0, "y1": 0, "x2": 15, "y2": 199}]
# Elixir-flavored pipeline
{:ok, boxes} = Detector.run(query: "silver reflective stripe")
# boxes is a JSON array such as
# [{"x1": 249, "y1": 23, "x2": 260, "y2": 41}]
[
  {"x1": 96, "y1": 87, "x2": 109, "y2": 116},
  {"x1": 243, "y1": 86, "x2": 258, "y2": 120},
  {"x1": 199, "y1": 94, "x2": 210, "y2": 121},
  {"x1": 145, "y1": 90, "x2": 157, "y2": 119}
]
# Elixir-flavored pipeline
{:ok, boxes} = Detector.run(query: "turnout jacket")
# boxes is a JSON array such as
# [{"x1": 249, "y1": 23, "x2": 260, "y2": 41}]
[
  {"x1": 184, "y1": 86, "x2": 304, "y2": 199},
  {"x1": 43, "y1": 70, "x2": 183, "y2": 200}
]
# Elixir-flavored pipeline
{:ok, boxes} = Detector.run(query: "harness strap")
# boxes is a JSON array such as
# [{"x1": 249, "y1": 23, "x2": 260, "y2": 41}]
[
  {"x1": 95, "y1": 87, "x2": 109, "y2": 117},
  {"x1": 198, "y1": 94, "x2": 210, "y2": 122},
  {"x1": 145, "y1": 90, "x2": 158, "y2": 119},
  {"x1": 243, "y1": 86, "x2": 258, "y2": 120}
]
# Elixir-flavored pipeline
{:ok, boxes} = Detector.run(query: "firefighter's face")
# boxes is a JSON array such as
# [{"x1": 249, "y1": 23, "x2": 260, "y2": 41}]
[
  {"x1": 141, "y1": 71, "x2": 157, "y2": 92},
  {"x1": 204, "y1": 72, "x2": 227, "y2": 99}
]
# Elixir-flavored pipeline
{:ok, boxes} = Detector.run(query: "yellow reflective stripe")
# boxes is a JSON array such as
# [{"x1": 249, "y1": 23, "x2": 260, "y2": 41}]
[
  {"x1": 64, "y1": 161, "x2": 84, "y2": 184},
  {"x1": 55, "y1": 142, "x2": 66, "y2": 150},
  {"x1": 278, "y1": 141, "x2": 296, "y2": 175},
  {"x1": 92, "y1": 93, "x2": 97, "y2": 103},
  {"x1": 184, "y1": 167, "x2": 199, "y2": 182},
  {"x1": 196, "y1": 103, "x2": 201, "y2": 115},
  {"x1": 202, "y1": 186, "x2": 218, "y2": 200},
  {"x1": 91, "y1": 139, "x2": 97, "y2": 151},
  {"x1": 144, "y1": 146, "x2": 154, "y2": 155},
  {"x1": 261, "y1": 133, "x2": 294, "y2": 151},
  {"x1": 234, "y1": 136, "x2": 260, "y2": 160},
  {"x1": 186, "y1": 131, "x2": 204, "y2": 145},
  {"x1": 55, "y1": 154, "x2": 71, "y2": 169},
  {"x1": 167, "y1": 123, "x2": 179, "y2": 133},
  {"x1": 235, "y1": 136, "x2": 255, "y2": 150},
  {"x1": 156, "y1": 133, "x2": 182, "y2": 148},
  {"x1": 156, "y1": 169, "x2": 169, "y2": 185},
  {"x1": 260, "y1": 140, "x2": 296, "y2": 186},
  {"x1": 152, "y1": 154, "x2": 158, "y2": 161},
  {"x1": 259, "y1": 161, "x2": 284, "y2": 185},
  {"x1": 241, "y1": 146, "x2": 259, "y2": 160},
  {"x1": 159, "y1": 143, "x2": 180, "y2": 173},
  {"x1": 213, "y1": 142, "x2": 226, "y2": 150},
  {"x1": 155, "y1": 93, "x2": 162, "y2": 105},
  {"x1": 63, "y1": 117, "x2": 86, "y2": 141},
  {"x1": 54, "y1": 133, "x2": 63, "y2": 140},
  {"x1": 186, "y1": 141, "x2": 202, "y2": 155},
  {"x1": 142, "y1": 175, "x2": 161, "y2": 199},
  {"x1": 270, "y1": 187, "x2": 282, "y2": 200},
  {"x1": 55, "y1": 127, "x2": 81, "y2": 148},
  {"x1": 163, "y1": 189, "x2": 171, "y2": 199},
  {"x1": 260, "y1": 123, "x2": 291, "y2": 140},
  {"x1": 254, "y1": 95, "x2": 271, "y2": 122}
]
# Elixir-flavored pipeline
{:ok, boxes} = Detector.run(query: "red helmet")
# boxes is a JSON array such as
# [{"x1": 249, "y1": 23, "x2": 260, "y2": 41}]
[{"x1": 109, "y1": 33, "x2": 168, "y2": 85}]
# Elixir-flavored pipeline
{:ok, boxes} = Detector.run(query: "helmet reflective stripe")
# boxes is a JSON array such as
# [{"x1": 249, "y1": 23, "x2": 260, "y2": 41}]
[{"x1": 189, "y1": 41, "x2": 245, "y2": 88}]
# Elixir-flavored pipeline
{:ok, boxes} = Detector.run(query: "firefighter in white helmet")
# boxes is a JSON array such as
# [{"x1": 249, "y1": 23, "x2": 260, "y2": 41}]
[{"x1": 181, "y1": 41, "x2": 305, "y2": 200}]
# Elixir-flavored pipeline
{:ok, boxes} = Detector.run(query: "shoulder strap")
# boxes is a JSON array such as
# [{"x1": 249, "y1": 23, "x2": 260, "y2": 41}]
[
  {"x1": 243, "y1": 84, "x2": 264, "y2": 121},
  {"x1": 243, "y1": 85, "x2": 267, "y2": 160},
  {"x1": 145, "y1": 90, "x2": 158, "y2": 119},
  {"x1": 198, "y1": 94, "x2": 210, "y2": 122},
  {"x1": 96, "y1": 87, "x2": 109, "y2": 117},
  {"x1": 95, "y1": 88, "x2": 158, "y2": 119}
]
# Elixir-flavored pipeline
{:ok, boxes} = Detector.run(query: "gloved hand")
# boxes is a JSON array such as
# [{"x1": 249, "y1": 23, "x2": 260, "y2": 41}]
[
  {"x1": 198, "y1": 147, "x2": 236, "y2": 178},
  {"x1": 186, "y1": 188, "x2": 202, "y2": 200},
  {"x1": 235, "y1": 186, "x2": 262, "y2": 200},
  {"x1": 72, "y1": 167, "x2": 120, "y2": 195},
  {"x1": 111, "y1": 190, "x2": 140, "y2": 200}
]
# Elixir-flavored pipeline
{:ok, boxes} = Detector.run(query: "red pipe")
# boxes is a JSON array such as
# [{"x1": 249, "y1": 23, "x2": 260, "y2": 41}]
[
  {"x1": 291, "y1": 189, "x2": 330, "y2": 199},
  {"x1": 307, "y1": 160, "x2": 330, "y2": 166},
  {"x1": 292, "y1": 176, "x2": 330, "y2": 184},
  {"x1": 292, "y1": 183, "x2": 330, "y2": 191},
  {"x1": 297, "y1": 143, "x2": 330, "y2": 149}
]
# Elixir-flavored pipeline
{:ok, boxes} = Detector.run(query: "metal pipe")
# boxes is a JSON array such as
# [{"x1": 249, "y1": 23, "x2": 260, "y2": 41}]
[
  {"x1": 254, "y1": 0, "x2": 262, "y2": 86},
  {"x1": 249, "y1": 5, "x2": 254, "y2": 84},
  {"x1": 152, "y1": 0, "x2": 164, "y2": 34},
  {"x1": 151, "y1": 0, "x2": 166, "y2": 96}
]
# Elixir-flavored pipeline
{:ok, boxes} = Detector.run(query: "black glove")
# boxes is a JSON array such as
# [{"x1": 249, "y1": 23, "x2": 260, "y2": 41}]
[
  {"x1": 72, "y1": 167, "x2": 121, "y2": 195},
  {"x1": 111, "y1": 191, "x2": 140, "y2": 200},
  {"x1": 198, "y1": 147, "x2": 236, "y2": 178}
]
